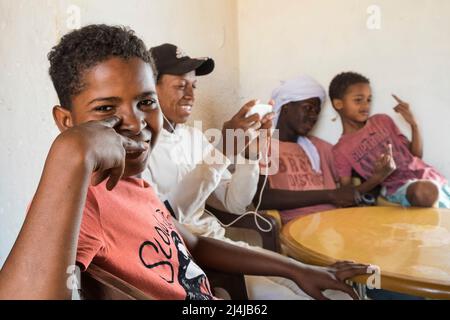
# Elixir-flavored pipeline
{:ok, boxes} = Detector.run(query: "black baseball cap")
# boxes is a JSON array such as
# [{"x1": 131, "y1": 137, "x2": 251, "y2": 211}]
[{"x1": 150, "y1": 43, "x2": 215, "y2": 78}]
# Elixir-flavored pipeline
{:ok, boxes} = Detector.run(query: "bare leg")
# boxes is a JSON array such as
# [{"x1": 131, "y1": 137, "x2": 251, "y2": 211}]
[{"x1": 406, "y1": 181, "x2": 439, "y2": 208}]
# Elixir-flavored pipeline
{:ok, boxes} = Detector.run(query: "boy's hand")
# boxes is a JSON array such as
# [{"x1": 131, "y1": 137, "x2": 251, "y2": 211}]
[
  {"x1": 330, "y1": 186, "x2": 357, "y2": 207},
  {"x1": 294, "y1": 261, "x2": 370, "y2": 300},
  {"x1": 392, "y1": 94, "x2": 417, "y2": 127},
  {"x1": 222, "y1": 100, "x2": 275, "y2": 157},
  {"x1": 57, "y1": 116, "x2": 148, "y2": 190},
  {"x1": 373, "y1": 144, "x2": 396, "y2": 181}
]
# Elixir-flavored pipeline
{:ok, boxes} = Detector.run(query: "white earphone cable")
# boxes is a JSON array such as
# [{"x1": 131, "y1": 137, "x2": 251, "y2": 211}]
[
  {"x1": 162, "y1": 109, "x2": 274, "y2": 233},
  {"x1": 204, "y1": 135, "x2": 273, "y2": 233}
]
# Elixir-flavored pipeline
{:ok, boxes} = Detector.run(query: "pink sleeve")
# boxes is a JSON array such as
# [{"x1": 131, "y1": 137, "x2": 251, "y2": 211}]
[
  {"x1": 76, "y1": 189, "x2": 106, "y2": 271},
  {"x1": 332, "y1": 147, "x2": 353, "y2": 179}
]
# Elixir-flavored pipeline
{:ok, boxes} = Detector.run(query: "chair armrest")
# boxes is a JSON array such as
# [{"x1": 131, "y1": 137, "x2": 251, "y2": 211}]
[
  {"x1": 80, "y1": 264, "x2": 153, "y2": 300},
  {"x1": 205, "y1": 205, "x2": 281, "y2": 253},
  {"x1": 264, "y1": 210, "x2": 282, "y2": 229},
  {"x1": 80, "y1": 264, "x2": 248, "y2": 300}
]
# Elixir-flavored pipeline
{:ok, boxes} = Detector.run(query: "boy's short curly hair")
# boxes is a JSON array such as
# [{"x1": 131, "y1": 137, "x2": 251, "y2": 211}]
[
  {"x1": 329, "y1": 72, "x2": 370, "y2": 104},
  {"x1": 48, "y1": 24, "x2": 153, "y2": 109}
]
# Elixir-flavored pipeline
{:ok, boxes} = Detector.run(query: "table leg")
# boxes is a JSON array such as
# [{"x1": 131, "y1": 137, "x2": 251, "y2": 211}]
[{"x1": 355, "y1": 283, "x2": 368, "y2": 300}]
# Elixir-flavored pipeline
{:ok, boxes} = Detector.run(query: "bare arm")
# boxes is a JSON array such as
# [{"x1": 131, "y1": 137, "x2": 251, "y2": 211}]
[
  {"x1": 341, "y1": 144, "x2": 397, "y2": 194},
  {"x1": 0, "y1": 117, "x2": 145, "y2": 299},
  {"x1": 253, "y1": 175, "x2": 355, "y2": 210},
  {"x1": 175, "y1": 220, "x2": 368, "y2": 300},
  {"x1": 409, "y1": 123, "x2": 423, "y2": 158},
  {"x1": 178, "y1": 220, "x2": 297, "y2": 277},
  {"x1": 0, "y1": 137, "x2": 91, "y2": 299},
  {"x1": 342, "y1": 174, "x2": 385, "y2": 194},
  {"x1": 393, "y1": 94, "x2": 422, "y2": 158}
]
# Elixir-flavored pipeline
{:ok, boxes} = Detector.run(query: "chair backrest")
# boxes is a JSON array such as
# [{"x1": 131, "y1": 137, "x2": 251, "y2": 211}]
[{"x1": 79, "y1": 264, "x2": 153, "y2": 300}]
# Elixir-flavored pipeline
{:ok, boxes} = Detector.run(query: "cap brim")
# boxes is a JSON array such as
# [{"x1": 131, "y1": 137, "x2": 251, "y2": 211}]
[
  {"x1": 194, "y1": 58, "x2": 215, "y2": 76},
  {"x1": 164, "y1": 58, "x2": 215, "y2": 76}
]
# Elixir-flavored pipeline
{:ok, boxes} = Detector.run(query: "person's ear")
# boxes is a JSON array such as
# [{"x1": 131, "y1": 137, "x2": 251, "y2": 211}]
[
  {"x1": 332, "y1": 99, "x2": 344, "y2": 111},
  {"x1": 52, "y1": 105, "x2": 74, "y2": 132}
]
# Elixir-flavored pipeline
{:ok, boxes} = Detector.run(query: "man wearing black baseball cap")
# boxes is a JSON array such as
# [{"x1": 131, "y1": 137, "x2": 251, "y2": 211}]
[
  {"x1": 144, "y1": 44, "x2": 348, "y2": 300},
  {"x1": 146, "y1": 43, "x2": 273, "y2": 219},
  {"x1": 151, "y1": 43, "x2": 215, "y2": 78}
]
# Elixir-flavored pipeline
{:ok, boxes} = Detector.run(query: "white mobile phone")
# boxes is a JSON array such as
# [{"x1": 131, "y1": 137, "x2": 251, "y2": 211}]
[{"x1": 246, "y1": 104, "x2": 273, "y2": 118}]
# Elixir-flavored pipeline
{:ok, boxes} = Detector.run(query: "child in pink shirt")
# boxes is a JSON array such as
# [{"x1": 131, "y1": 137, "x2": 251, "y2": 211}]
[{"x1": 330, "y1": 72, "x2": 449, "y2": 208}]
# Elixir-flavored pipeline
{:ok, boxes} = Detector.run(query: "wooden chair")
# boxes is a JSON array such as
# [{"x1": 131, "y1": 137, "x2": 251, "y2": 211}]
[
  {"x1": 205, "y1": 204, "x2": 282, "y2": 253},
  {"x1": 79, "y1": 264, "x2": 153, "y2": 300},
  {"x1": 79, "y1": 264, "x2": 248, "y2": 300}
]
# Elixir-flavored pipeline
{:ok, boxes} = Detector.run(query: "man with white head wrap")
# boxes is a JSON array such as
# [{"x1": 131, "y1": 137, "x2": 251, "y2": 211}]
[
  {"x1": 254, "y1": 75, "x2": 357, "y2": 224},
  {"x1": 272, "y1": 75, "x2": 327, "y2": 173}
]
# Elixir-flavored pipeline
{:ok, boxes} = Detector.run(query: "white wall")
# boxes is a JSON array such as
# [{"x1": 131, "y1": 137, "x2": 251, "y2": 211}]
[
  {"x1": 2, "y1": 0, "x2": 450, "y2": 266},
  {"x1": 237, "y1": 0, "x2": 450, "y2": 176},
  {"x1": 0, "y1": 0, "x2": 239, "y2": 265}
]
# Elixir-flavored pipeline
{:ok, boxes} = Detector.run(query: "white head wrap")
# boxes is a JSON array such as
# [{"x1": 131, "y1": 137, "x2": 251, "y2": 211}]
[{"x1": 271, "y1": 75, "x2": 326, "y2": 173}]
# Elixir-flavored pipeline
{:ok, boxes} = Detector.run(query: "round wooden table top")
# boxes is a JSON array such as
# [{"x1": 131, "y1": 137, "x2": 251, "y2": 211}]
[{"x1": 281, "y1": 206, "x2": 450, "y2": 299}]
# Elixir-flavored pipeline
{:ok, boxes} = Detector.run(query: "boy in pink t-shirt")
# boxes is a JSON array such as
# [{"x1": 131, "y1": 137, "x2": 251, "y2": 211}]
[
  {"x1": 77, "y1": 177, "x2": 214, "y2": 300},
  {"x1": 330, "y1": 72, "x2": 449, "y2": 208}
]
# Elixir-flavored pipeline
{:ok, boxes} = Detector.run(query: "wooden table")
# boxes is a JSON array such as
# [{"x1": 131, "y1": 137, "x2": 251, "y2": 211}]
[{"x1": 281, "y1": 207, "x2": 450, "y2": 299}]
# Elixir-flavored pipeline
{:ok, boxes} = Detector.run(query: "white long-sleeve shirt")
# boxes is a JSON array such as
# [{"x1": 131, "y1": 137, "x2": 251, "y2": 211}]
[{"x1": 143, "y1": 124, "x2": 260, "y2": 239}]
